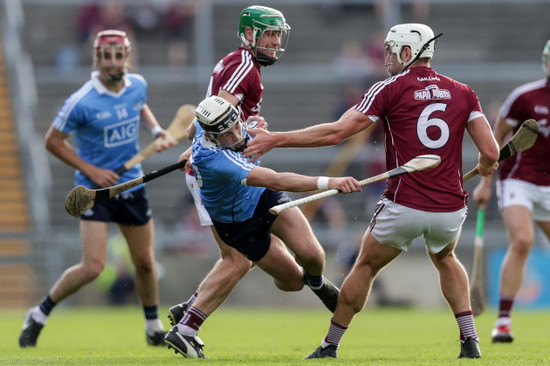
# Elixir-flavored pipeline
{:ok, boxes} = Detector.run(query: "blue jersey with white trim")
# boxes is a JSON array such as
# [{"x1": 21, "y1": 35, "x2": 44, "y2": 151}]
[
  {"x1": 52, "y1": 71, "x2": 146, "y2": 189},
  {"x1": 191, "y1": 129, "x2": 265, "y2": 223}
]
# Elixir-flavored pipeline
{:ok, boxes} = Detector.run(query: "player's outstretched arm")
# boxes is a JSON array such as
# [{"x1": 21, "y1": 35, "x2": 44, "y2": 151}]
[{"x1": 245, "y1": 166, "x2": 361, "y2": 194}]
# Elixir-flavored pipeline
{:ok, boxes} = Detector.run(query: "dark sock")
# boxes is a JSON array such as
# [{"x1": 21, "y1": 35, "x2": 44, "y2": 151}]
[
  {"x1": 39, "y1": 295, "x2": 57, "y2": 316},
  {"x1": 143, "y1": 305, "x2": 159, "y2": 320},
  {"x1": 305, "y1": 273, "x2": 323, "y2": 289}
]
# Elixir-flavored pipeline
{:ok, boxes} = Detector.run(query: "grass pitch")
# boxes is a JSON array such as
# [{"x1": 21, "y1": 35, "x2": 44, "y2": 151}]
[{"x1": 2, "y1": 306, "x2": 549, "y2": 365}]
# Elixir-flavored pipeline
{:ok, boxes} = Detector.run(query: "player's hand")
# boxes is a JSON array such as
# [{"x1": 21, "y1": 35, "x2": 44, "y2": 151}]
[
  {"x1": 477, "y1": 161, "x2": 498, "y2": 177},
  {"x1": 87, "y1": 166, "x2": 120, "y2": 187},
  {"x1": 329, "y1": 177, "x2": 362, "y2": 194},
  {"x1": 178, "y1": 150, "x2": 192, "y2": 171},
  {"x1": 242, "y1": 128, "x2": 276, "y2": 162},
  {"x1": 155, "y1": 129, "x2": 178, "y2": 152},
  {"x1": 472, "y1": 178, "x2": 492, "y2": 210}
]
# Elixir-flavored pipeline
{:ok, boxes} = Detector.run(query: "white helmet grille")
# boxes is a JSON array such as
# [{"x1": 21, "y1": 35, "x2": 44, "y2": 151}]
[{"x1": 195, "y1": 96, "x2": 240, "y2": 134}]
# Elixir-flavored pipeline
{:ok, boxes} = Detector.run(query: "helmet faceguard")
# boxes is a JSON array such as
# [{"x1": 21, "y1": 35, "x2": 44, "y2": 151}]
[
  {"x1": 93, "y1": 29, "x2": 131, "y2": 82},
  {"x1": 237, "y1": 6, "x2": 291, "y2": 66},
  {"x1": 542, "y1": 39, "x2": 550, "y2": 76},
  {"x1": 195, "y1": 96, "x2": 248, "y2": 151},
  {"x1": 384, "y1": 23, "x2": 439, "y2": 68}
]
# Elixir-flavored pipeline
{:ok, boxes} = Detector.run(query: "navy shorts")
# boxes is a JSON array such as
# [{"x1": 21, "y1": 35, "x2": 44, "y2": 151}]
[
  {"x1": 80, "y1": 187, "x2": 151, "y2": 226},
  {"x1": 212, "y1": 189, "x2": 291, "y2": 262}
]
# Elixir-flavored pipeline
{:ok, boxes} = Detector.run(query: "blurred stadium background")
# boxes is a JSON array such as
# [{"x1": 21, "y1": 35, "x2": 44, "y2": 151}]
[{"x1": 1, "y1": 0, "x2": 549, "y2": 311}]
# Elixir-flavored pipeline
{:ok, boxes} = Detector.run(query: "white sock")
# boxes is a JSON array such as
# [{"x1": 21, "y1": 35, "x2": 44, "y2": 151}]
[
  {"x1": 321, "y1": 339, "x2": 336, "y2": 348},
  {"x1": 32, "y1": 306, "x2": 48, "y2": 325},
  {"x1": 495, "y1": 317, "x2": 511, "y2": 327},
  {"x1": 146, "y1": 318, "x2": 164, "y2": 335},
  {"x1": 177, "y1": 323, "x2": 198, "y2": 337}
]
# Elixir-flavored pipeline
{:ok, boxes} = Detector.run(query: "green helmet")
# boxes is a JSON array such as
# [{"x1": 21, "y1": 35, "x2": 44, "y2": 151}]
[{"x1": 237, "y1": 5, "x2": 291, "y2": 66}]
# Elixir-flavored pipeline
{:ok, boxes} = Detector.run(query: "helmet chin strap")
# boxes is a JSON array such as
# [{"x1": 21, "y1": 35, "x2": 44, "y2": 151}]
[
  {"x1": 233, "y1": 136, "x2": 250, "y2": 152},
  {"x1": 255, "y1": 53, "x2": 277, "y2": 66},
  {"x1": 402, "y1": 33, "x2": 443, "y2": 73}
]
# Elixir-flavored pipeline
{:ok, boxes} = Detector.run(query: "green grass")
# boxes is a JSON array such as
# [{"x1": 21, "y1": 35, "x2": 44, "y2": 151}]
[{"x1": 2, "y1": 306, "x2": 549, "y2": 365}]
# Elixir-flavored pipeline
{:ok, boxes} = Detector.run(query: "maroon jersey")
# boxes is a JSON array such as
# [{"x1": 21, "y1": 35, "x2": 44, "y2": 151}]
[
  {"x1": 497, "y1": 79, "x2": 550, "y2": 185},
  {"x1": 355, "y1": 66, "x2": 484, "y2": 212},
  {"x1": 206, "y1": 46, "x2": 263, "y2": 119}
]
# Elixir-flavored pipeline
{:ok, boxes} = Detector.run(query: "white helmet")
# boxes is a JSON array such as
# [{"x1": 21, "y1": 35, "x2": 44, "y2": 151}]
[
  {"x1": 384, "y1": 23, "x2": 436, "y2": 67},
  {"x1": 195, "y1": 96, "x2": 241, "y2": 135}
]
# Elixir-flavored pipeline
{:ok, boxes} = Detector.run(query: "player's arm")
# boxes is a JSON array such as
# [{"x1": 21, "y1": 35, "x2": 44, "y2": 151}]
[
  {"x1": 245, "y1": 166, "x2": 361, "y2": 194},
  {"x1": 243, "y1": 107, "x2": 373, "y2": 161},
  {"x1": 467, "y1": 115, "x2": 500, "y2": 176},
  {"x1": 44, "y1": 125, "x2": 119, "y2": 187},
  {"x1": 141, "y1": 103, "x2": 177, "y2": 151},
  {"x1": 178, "y1": 147, "x2": 193, "y2": 172},
  {"x1": 469, "y1": 115, "x2": 503, "y2": 209}
]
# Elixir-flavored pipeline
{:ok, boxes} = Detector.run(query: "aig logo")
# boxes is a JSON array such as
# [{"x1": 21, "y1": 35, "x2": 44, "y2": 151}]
[{"x1": 104, "y1": 117, "x2": 139, "y2": 147}]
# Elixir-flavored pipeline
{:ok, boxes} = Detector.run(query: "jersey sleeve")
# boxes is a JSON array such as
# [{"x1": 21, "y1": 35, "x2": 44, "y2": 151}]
[
  {"x1": 52, "y1": 93, "x2": 86, "y2": 134},
  {"x1": 218, "y1": 51, "x2": 258, "y2": 99},
  {"x1": 498, "y1": 87, "x2": 524, "y2": 126},
  {"x1": 215, "y1": 149, "x2": 256, "y2": 184},
  {"x1": 355, "y1": 78, "x2": 392, "y2": 121}
]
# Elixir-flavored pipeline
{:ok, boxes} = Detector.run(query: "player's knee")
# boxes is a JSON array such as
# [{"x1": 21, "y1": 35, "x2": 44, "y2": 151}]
[
  {"x1": 82, "y1": 260, "x2": 105, "y2": 281},
  {"x1": 510, "y1": 237, "x2": 533, "y2": 257},
  {"x1": 299, "y1": 247, "x2": 325, "y2": 272},
  {"x1": 132, "y1": 256, "x2": 155, "y2": 274}
]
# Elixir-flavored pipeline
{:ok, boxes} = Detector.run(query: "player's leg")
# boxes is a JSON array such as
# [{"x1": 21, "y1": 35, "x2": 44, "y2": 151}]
[
  {"x1": 119, "y1": 219, "x2": 167, "y2": 346},
  {"x1": 254, "y1": 234, "x2": 306, "y2": 291},
  {"x1": 270, "y1": 207, "x2": 324, "y2": 275},
  {"x1": 305, "y1": 230, "x2": 400, "y2": 359},
  {"x1": 167, "y1": 174, "x2": 253, "y2": 325},
  {"x1": 270, "y1": 206, "x2": 340, "y2": 312},
  {"x1": 493, "y1": 205, "x2": 534, "y2": 342},
  {"x1": 165, "y1": 228, "x2": 251, "y2": 359},
  {"x1": 19, "y1": 220, "x2": 109, "y2": 347},
  {"x1": 429, "y1": 239, "x2": 481, "y2": 358}
]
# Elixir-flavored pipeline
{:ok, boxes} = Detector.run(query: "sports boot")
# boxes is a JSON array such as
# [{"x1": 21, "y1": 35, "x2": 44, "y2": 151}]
[
  {"x1": 458, "y1": 337, "x2": 481, "y2": 358},
  {"x1": 167, "y1": 302, "x2": 188, "y2": 326},
  {"x1": 304, "y1": 344, "x2": 338, "y2": 359},
  {"x1": 492, "y1": 322, "x2": 514, "y2": 343},
  {"x1": 19, "y1": 309, "x2": 44, "y2": 348},
  {"x1": 165, "y1": 326, "x2": 207, "y2": 359}
]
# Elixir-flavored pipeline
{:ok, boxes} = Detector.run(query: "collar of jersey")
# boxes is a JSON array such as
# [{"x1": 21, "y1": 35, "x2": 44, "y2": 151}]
[{"x1": 91, "y1": 71, "x2": 131, "y2": 97}]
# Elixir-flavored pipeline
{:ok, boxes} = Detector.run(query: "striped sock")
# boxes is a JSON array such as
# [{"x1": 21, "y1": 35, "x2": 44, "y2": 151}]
[
  {"x1": 177, "y1": 306, "x2": 207, "y2": 336},
  {"x1": 324, "y1": 318, "x2": 348, "y2": 346},
  {"x1": 455, "y1": 310, "x2": 478, "y2": 341}
]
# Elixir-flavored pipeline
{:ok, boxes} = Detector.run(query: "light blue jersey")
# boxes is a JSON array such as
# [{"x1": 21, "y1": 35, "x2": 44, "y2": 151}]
[
  {"x1": 191, "y1": 129, "x2": 265, "y2": 223},
  {"x1": 52, "y1": 71, "x2": 147, "y2": 189}
]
